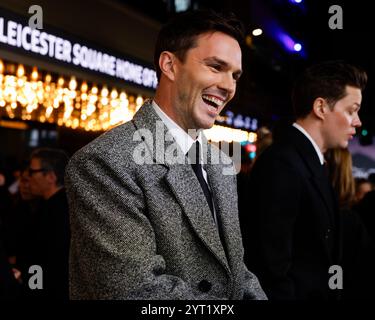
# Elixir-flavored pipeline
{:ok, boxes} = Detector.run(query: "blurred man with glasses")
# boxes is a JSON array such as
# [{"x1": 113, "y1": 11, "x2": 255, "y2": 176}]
[{"x1": 23, "y1": 148, "x2": 70, "y2": 300}]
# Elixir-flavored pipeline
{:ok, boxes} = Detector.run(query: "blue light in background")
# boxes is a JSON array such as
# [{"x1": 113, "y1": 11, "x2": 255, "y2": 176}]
[
  {"x1": 254, "y1": 9, "x2": 306, "y2": 57},
  {"x1": 294, "y1": 43, "x2": 302, "y2": 52},
  {"x1": 175, "y1": 0, "x2": 191, "y2": 12},
  {"x1": 274, "y1": 31, "x2": 304, "y2": 56},
  {"x1": 277, "y1": 32, "x2": 295, "y2": 52},
  {"x1": 288, "y1": 0, "x2": 307, "y2": 13}
]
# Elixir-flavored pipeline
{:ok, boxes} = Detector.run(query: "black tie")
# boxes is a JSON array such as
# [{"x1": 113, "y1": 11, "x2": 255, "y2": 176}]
[{"x1": 188, "y1": 141, "x2": 215, "y2": 218}]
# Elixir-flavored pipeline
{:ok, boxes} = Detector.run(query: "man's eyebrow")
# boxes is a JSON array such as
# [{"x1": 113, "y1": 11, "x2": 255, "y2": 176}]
[{"x1": 203, "y1": 56, "x2": 242, "y2": 77}]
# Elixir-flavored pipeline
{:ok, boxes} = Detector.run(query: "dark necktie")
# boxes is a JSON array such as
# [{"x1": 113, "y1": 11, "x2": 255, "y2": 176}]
[{"x1": 188, "y1": 141, "x2": 215, "y2": 218}]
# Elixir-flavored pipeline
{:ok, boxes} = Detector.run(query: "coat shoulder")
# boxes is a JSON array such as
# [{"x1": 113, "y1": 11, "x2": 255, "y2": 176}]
[
  {"x1": 255, "y1": 141, "x2": 300, "y2": 170},
  {"x1": 68, "y1": 121, "x2": 139, "y2": 168}
]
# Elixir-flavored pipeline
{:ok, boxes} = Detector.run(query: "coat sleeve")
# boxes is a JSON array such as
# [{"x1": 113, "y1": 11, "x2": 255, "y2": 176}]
[
  {"x1": 241, "y1": 264, "x2": 268, "y2": 300},
  {"x1": 65, "y1": 150, "x2": 224, "y2": 300},
  {"x1": 242, "y1": 156, "x2": 302, "y2": 300}
]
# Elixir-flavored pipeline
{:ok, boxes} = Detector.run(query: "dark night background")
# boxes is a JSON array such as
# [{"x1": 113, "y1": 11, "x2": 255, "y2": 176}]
[{"x1": 121, "y1": 0, "x2": 374, "y2": 142}]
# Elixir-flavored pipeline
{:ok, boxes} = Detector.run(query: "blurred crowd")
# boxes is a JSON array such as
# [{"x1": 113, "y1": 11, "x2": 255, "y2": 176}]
[{"x1": 0, "y1": 148, "x2": 69, "y2": 300}]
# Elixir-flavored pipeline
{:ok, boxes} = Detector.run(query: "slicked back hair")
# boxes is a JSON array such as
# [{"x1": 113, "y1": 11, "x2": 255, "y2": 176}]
[{"x1": 292, "y1": 61, "x2": 367, "y2": 119}]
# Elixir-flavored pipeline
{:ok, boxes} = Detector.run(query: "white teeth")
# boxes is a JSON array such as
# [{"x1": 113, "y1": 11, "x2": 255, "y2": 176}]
[{"x1": 202, "y1": 95, "x2": 224, "y2": 107}]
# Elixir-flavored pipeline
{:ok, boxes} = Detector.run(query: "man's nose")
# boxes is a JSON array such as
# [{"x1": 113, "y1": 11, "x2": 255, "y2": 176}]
[
  {"x1": 219, "y1": 73, "x2": 236, "y2": 97},
  {"x1": 353, "y1": 113, "x2": 362, "y2": 127}
]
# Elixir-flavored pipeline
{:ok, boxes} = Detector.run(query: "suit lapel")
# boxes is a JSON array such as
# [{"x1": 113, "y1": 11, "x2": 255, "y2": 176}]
[
  {"x1": 165, "y1": 166, "x2": 230, "y2": 272},
  {"x1": 287, "y1": 127, "x2": 339, "y2": 261},
  {"x1": 310, "y1": 174, "x2": 335, "y2": 225},
  {"x1": 289, "y1": 127, "x2": 336, "y2": 224},
  {"x1": 204, "y1": 142, "x2": 242, "y2": 273}
]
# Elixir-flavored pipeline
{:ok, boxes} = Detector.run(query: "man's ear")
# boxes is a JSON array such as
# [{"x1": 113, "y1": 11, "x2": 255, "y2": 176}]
[
  {"x1": 159, "y1": 51, "x2": 177, "y2": 81},
  {"x1": 312, "y1": 97, "x2": 329, "y2": 120}
]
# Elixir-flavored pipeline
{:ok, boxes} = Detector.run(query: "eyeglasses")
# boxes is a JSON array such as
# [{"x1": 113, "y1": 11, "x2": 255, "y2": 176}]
[{"x1": 28, "y1": 168, "x2": 47, "y2": 175}]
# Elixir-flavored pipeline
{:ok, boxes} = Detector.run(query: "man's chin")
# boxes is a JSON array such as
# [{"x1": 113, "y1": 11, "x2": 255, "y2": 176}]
[
  {"x1": 199, "y1": 120, "x2": 215, "y2": 130},
  {"x1": 330, "y1": 141, "x2": 348, "y2": 149},
  {"x1": 340, "y1": 141, "x2": 349, "y2": 148},
  {"x1": 203, "y1": 124, "x2": 215, "y2": 131}
]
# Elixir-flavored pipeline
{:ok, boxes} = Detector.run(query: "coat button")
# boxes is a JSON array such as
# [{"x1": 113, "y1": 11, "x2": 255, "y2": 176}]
[
  {"x1": 198, "y1": 280, "x2": 212, "y2": 293},
  {"x1": 152, "y1": 266, "x2": 164, "y2": 276}
]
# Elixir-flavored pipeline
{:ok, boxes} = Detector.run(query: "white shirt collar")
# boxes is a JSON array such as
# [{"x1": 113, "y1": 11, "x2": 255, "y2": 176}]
[
  {"x1": 152, "y1": 100, "x2": 203, "y2": 157},
  {"x1": 292, "y1": 123, "x2": 325, "y2": 165}
]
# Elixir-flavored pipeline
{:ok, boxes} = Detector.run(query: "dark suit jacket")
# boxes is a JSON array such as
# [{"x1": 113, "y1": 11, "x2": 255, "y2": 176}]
[
  {"x1": 17, "y1": 189, "x2": 70, "y2": 300},
  {"x1": 240, "y1": 126, "x2": 342, "y2": 300},
  {"x1": 341, "y1": 208, "x2": 375, "y2": 299},
  {"x1": 41, "y1": 188, "x2": 70, "y2": 299}
]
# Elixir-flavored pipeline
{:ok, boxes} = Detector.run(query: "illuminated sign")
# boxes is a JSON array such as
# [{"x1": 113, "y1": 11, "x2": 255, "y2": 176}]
[
  {"x1": 0, "y1": 13, "x2": 158, "y2": 90},
  {"x1": 219, "y1": 111, "x2": 258, "y2": 131}
]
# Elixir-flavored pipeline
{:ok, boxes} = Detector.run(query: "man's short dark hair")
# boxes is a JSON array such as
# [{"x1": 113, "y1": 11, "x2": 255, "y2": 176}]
[
  {"x1": 154, "y1": 9, "x2": 245, "y2": 80},
  {"x1": 31, "y1": 148, "x2": 69, "y2": 187},
  {"x1": 292, "y1": 61, "x2": 368, "y2": 119}
]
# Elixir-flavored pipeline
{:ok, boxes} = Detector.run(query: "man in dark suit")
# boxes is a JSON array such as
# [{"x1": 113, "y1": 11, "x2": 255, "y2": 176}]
[
  {"x1": 65, "y1": 10, "x2": 266, "y2": 300},
  {"x1": 23, "y1": 148, "x2": 70, "y2": 299},
  {"x1": 240, "y1": 61, "x2": 367, "y2": 300}
]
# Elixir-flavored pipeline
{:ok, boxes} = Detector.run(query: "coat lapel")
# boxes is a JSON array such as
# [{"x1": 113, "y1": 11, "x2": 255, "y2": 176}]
[
  {"x1": 310, "y1": 173, "x2": 335, "y2": 225},
  {"x1": 204, "y1": 143, "x2": 243, "y2": 274},
  {"x1": 165, "y1": 166, "x2": 230, "y2": 272},
  {"x1": 289, "y1": 127, "x2": 336, "y2": 224},
  {"x1": 288, "y1": 127, "x2": 338, "y2": 261}
]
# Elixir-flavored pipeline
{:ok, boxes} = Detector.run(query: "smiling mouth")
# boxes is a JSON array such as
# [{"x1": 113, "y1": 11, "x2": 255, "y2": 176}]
[{"x1": 202, "y1": 94, "x2": 225, "y2": 109}]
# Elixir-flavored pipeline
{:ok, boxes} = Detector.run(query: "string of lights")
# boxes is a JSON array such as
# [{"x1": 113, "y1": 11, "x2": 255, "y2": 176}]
[{"x1": 0, "y1": 59, "x2": 143, "y2": 131}]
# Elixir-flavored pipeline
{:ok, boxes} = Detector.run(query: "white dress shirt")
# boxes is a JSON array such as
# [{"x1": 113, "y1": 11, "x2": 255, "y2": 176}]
[
  {"x1": 293, "y1": 123, "x2": 325, "y2": 165},
  {"x1": 152, "y1": 100, "x2": 209, "y2": 183}
]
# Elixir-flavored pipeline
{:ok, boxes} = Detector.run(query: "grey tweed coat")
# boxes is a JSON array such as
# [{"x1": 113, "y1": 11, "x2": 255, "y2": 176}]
[{"x1": 65, "y1": 101, "x2": 266, "y2": 300}]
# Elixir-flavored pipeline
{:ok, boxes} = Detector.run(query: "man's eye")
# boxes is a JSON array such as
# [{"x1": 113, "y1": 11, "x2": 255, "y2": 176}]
[{"x1": 210, "y1": 65, "x2": 221, "y2": 71}]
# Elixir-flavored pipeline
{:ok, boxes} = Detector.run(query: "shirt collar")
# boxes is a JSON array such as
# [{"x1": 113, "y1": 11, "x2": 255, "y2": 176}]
[
  {"x1": 152, "y1": 100, "x2": 203, "y2": 156},
  {"x1": 292, "y1": 123, "x2": 325, "y2": 165}
]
